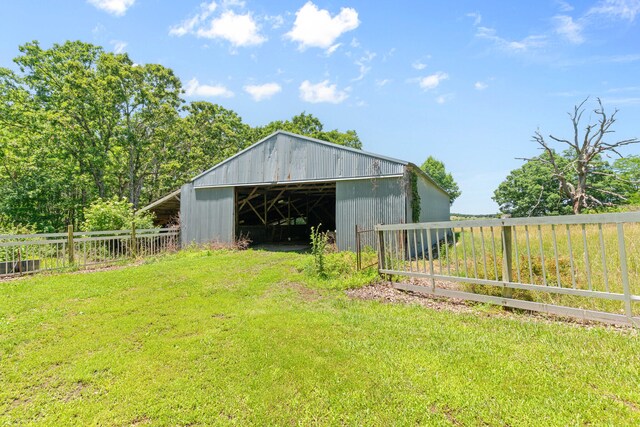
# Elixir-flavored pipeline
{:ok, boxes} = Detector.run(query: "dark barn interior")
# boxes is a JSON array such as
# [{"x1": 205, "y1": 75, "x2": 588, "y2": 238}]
[{"x1": 235, "y1": 182, "x2": 336, "y2": 244}]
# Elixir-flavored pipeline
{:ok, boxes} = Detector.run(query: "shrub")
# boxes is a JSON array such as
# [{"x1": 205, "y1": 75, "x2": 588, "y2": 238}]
[{"x1": 82, "y1": 197, "x2": 155, "y2": 231}]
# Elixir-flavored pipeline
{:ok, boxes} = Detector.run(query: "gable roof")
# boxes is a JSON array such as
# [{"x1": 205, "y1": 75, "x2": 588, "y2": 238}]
[{"x1": 191, "y1": 131, "x2": 408, "y2": 188}]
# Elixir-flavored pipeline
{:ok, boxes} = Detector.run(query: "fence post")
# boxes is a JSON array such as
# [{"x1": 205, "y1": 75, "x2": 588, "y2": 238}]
[
  {"x1": 501, "y1": 224, "x2": 513, "y2": 299},
  {"x1": 355, "y1": 225, "x2": 361, "y2": 271},
  {"x1": 67, "y1": 225, "x2": 74, "y2": 266},
  {"x1": 617, "y1": 223, "x2": 634, "y2": 324},
  {"x1": 131, "y1": 221, "x2": 137, "y2": 258},
  {"x1": 377, "y1": 226, "x2": 386, "y2": 274}
]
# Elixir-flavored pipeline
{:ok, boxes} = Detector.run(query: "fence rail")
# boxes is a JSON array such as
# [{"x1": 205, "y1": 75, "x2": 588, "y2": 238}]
[
  {"x1": 0, "y1": 226, "x2": 179, "y2": 278},
  {"x1": 375, "y1": 212, "x2": 640, "y2": 326}
]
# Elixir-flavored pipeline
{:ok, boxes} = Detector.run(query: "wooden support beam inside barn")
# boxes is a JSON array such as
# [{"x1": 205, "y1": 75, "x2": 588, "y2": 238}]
[{"x1": 235, "y1": 182, "x2": 336, "y2": 244}]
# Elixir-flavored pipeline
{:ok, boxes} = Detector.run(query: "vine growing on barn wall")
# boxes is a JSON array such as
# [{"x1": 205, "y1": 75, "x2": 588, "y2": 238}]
[{"x1": 410, "y1": 170, "x2": 421, "y2": 222}]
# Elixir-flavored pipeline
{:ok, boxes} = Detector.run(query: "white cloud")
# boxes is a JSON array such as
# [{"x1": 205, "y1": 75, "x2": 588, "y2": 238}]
[
  {"x1": 221, "y1": 0, "x2": 245, "y2": 8},
  {"x1": 110, "y1": 40, "x2": 128, "y2": 53},
  {"x1": 169, "y1": 1, "x2": 218, "y2": 36},
  {"x1": 185, "y1": 78, "x2": 234, "y2": 98},
  {"x1": 553, "y1": 15, "x2": 584, "y2": 44},
  {"x1": 375, "y1": 79, "x2": 391, "y2": 87},
  {"x1": 244, "y1": 83, "x2": 282, "y2": 101},
  {"x1": 352, "y1": 51, "x2": 376, "y2": 81},
  {"x1": 197, "y1": 10, "x2": 266, "y2": 47},
  {"x1": 589, "y1": 0, "x2": 640, "y2": 21},
  {"x1": 556, "y1": 0, "x2": 575, "y2": 12},
  {"x1": 412, "y1": 61, "x2": 427, "y2": 70},
  {"x1": 87, "y1": 0, "x2": 134, "y2": 16},
  {"x1": 476, "y1": 26, "x2": 547, "y2": 52},
  {"x1": 436, "y1": 94, "x2": 454, "y2": 104},
  {"x1": 265, "y1": 14, "x2": 284, "y2": 29},
  {"x1": 286, "y1": 1, "x2": 359, "y2": 51},
  {"x1": 474, "y1": 81, "x2": 488, "y2": 90},
  {"x1": 299, "y1": 80, "x2": 349, "y2": 103},
  {"x1": 326, "y1": 43, "x2": 342, "y2": 55},
  {"x1": 418, "y1": 72, "x2": 449, "y2": 90},
  {"x1": 467, "y1": 12, "x2": 482, "y2": 26}
]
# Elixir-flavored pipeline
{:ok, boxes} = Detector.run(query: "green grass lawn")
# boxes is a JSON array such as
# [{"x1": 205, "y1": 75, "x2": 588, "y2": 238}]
[{"x1": 1, "y1": 249, "x2": 639, "y2": 426}]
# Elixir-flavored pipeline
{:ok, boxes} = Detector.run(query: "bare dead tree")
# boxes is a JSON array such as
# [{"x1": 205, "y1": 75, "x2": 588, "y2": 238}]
[{"x1": 525, "y1": 97, "x2": 639, "y2": 214}]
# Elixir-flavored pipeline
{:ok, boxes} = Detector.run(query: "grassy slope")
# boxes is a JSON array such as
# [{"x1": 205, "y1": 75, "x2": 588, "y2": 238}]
[{"x1": 1, "y1": 250, "x2": 639, "y2": 426}]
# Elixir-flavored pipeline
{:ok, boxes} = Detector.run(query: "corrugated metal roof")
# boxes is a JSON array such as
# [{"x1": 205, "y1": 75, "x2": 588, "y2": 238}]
[{"x1": 191, "y1": 131, "x2": 407, "y2": 188}]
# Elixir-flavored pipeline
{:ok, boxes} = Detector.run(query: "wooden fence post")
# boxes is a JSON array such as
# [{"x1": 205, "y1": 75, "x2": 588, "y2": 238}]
[
  {"x1": 131, "y1": 221, "x2": 137, "y2": 258},
  {"x1": 67, "y1": 225, "x2": 74, "y2": 266},
  {"x1": 355, "y1": 225, "x2": 361, "y2": 271},
  {"x1": 377, "y1": 227, "x2": 386, "y2": 274},
  {"x1": 502, "y1": 225, "x2": 513, "y2": 298}
]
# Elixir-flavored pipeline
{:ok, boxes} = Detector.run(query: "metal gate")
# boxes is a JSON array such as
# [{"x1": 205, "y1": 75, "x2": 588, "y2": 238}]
[{"x1": 375, "y1": 212, "x2": 640, "y2": 326}]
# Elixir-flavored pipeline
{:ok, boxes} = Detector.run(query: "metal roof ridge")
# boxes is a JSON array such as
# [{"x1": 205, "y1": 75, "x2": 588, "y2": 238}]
[{"x1": 189, "y1": 130, "x2": 409, "y2": 183}]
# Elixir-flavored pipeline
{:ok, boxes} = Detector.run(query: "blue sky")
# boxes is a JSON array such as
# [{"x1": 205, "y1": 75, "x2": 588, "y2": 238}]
[{"x1": 1, "y1": 0, "x2": 639, "y2": 213}]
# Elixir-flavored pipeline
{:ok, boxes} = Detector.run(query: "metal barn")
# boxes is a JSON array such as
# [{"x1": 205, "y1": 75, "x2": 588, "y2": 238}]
[{"x1": 144, "y1": 131, "x2": 450, "y2": 251}]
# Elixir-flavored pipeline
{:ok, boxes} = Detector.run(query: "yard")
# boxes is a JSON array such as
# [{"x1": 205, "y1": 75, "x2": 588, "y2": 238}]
[{"x1": 1, "y1": 249, "x2": 639, "y2": 425}]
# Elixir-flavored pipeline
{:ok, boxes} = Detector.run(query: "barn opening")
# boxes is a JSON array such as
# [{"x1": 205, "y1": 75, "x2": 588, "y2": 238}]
[{"x1": 235, "y1": 182, "x2": 336, "y2": 245}]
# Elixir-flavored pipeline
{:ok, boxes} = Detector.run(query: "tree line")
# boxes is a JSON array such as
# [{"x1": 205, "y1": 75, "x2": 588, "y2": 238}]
[{"x1": 0, "y1": 41, "x2": 361, "y2": 232}]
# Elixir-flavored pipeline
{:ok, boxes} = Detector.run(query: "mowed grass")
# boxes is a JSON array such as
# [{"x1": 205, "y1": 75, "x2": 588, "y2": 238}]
[{"x1": 1, "y1": 250, "x2": 640, "y2": 426}]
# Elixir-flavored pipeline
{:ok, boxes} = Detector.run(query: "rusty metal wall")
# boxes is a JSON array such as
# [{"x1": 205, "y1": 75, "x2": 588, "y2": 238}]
[
  {"x1": 192, "y1": 132, "x2": 406, "y2": 188},
  {"x1": 336, "y1": 177, "x2": 406, "y2": 251},
  {"x1": 180, "y1": 183, "x2": 234, "y2": 245}
]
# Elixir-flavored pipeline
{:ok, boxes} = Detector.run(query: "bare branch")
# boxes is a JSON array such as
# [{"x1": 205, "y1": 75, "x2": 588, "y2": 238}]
[{"x1": 585, "y1": 186, "x2": 628, "y2": 200}]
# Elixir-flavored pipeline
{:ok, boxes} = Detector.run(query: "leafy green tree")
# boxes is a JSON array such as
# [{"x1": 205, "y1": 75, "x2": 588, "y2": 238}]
[
  {"x1": 253, "y1": 112, "x2": 362, "y2": 149},
  {"x1": 493, "y1": 152, "x2": 627, "y2": 217},
  {"x1": 612, "y1": 155, "x2": 640, "y2": 204},
  {"x1": 0, "y1": 41, "x2": 365, "y2": 231},
  {"x1": 493, "y1": 153, "x2": 571, "y2": 217},
  {"x1": 82, "y1": 197, "x2": 154, "y2": 231},
  {"x1": 420, "y1": 156, "x2": 461, "y2": 204},
  {"x1": 181, "y1": 102, "x2": 252, "y2": 176}
]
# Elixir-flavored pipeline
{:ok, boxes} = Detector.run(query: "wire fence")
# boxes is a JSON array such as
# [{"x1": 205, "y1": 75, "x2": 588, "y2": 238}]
[
  {"x1": 375, "y1": 212, "x2": 640, "y2": 326},
  {"x1": 0, "y1": 227, "x2": 180, "y2": 278}
]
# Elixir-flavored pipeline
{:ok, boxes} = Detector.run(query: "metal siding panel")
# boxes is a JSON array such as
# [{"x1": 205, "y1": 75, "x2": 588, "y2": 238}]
[
  {"x1": 336, "y1": 178, "x2": 406, "y2": 251},
  {"x1": 181, "y1": 185, "x2": 234, "y2": 244},
  {"x1": 193, "y1": 133, "x2": 405, "y2": 187},
  {"x1": 417, "y1": 175, "x2": 450, "y2": 223}
]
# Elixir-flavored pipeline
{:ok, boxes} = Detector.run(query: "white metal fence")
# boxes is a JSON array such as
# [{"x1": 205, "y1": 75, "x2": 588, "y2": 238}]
[
  {"x1": 375, "y1": 212, "x2": 640, "y2": 326},
  {"x1": 0, "y1": 227, "x2": 180, "y2": 278}
]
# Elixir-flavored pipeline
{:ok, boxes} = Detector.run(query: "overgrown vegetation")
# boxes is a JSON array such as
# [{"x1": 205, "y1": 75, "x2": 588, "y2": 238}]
[
  {"x1": 409, "y1": 170, "x2": 421, "y2": 222},
  {"x1": 310, "y1": 225, "x2": 329, "y2": 277},
  {"x1": 82, "y1": 197, "x2": 155, "y2": 231},
  {"x1": 1, "y1": 250, "x2": 639, "y2": 425}
]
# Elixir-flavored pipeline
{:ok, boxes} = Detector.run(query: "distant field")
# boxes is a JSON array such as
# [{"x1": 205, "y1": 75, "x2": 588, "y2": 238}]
[{"x1": 1, "y1": 249, "x2": 639, "y2": 426}]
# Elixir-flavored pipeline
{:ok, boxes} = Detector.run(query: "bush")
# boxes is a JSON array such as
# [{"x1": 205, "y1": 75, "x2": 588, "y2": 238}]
[
  {"x1": 0, "y1": 215, "x2": 36, "y2": 235},
  {"x1": 82, "y1": 197, "x2": 155, "y2": 231}
]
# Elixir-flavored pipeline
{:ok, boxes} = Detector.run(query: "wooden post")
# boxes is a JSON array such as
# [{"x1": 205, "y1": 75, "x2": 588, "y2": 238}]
[
  {"x1": 131, "y1": 221, "x2": 137, "y2": 258},
  {"x1": 377, "y1": 227, "x2": 386, "y2": 276},
  {"x1": 67, "y1": 225, "x2": 74, "y2": 266},
  {"x1": 355, "y1": 225, "x2": 361, "y2": 271},
  {"x1": 502, "y1": 225, "x2": 513, "y2": 298}
]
